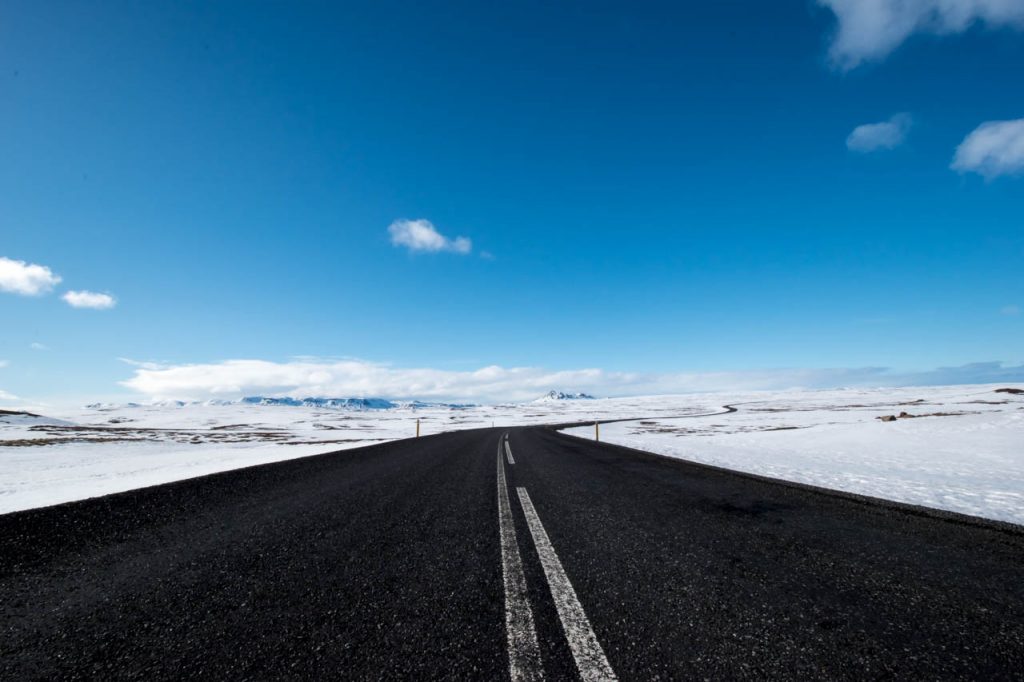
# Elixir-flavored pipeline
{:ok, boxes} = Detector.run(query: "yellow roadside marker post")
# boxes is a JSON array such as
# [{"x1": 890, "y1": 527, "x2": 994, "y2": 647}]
[
  {"x1": 595, "y1": 422, "x2": 600, "y2": 442},
  {"x1": 416, "y1": 418, "x2": 420, "y2": 438}
]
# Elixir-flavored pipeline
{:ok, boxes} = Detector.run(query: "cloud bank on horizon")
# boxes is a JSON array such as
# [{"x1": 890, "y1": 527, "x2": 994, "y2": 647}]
[
  {"x1": 819, "y1": 0, "x2": 1024, "y2": 69},
  {"x1": 118, "y1": 358, "x2": 1024, "y2": 403}
]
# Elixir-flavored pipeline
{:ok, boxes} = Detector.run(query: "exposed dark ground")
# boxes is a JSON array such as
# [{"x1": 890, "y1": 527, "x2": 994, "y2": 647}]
[{"x1": 2, "y1": 427, "x2": 1022, "y2": 679}]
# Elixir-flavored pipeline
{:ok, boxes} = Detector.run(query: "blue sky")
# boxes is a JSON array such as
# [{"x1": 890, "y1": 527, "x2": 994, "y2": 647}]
[{"x1": 2, "y1": 0, "x2": 1023, "y2": 404}]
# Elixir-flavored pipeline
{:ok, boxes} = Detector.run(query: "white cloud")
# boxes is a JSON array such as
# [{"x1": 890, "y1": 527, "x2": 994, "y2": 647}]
[
  {"x1": 951, "y1": 118, "x2": 1024, "y2": 178},
  {"x1": 62, "y1": 290, "x2": 117, "y2": 309},
  {"x1": 119, "y1": 357, "x2": 1024, "y2": 403},
  {"x1": 819, "y1": 0, "x2": 1024, "y2": 70},
  {"x1": 846, "y1": 113, "x2": 913, "y2": 152},
  {"x1": 30, "y1": 342, "x2": 48, "y2": 351},
  {"x1": 388, "y1": 219, "x2": 472, "y2": 254},
  {"x1": 0, "y1": 257, "x2": 62, "y2": 296},
  {"x1": 1002, "y1": 304, "x2": 1021, "y2": 316}
]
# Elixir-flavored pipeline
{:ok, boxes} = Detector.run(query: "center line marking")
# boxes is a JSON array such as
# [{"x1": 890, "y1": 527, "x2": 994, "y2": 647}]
[
  {"x1": 516, "y1": 487, "x2": 617, "y2": 681},
  {"x1": 498, "y1": 438, "x2": 542, "y2": 680},
  {"x1": 505, "y1": 439, "x2": 515, "y2": 465}
]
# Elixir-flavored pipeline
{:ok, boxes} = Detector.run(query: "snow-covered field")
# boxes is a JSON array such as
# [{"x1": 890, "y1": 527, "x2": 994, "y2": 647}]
[
  {"x1": 0, "y1": 395, "x2": 707, "y2": 514},
  {"x1": 2, "y1": 384, "x2": 1022, "y2": 524},
  {"x1": 565, "y1": 385, "x2": 1024, "y2": 525}
]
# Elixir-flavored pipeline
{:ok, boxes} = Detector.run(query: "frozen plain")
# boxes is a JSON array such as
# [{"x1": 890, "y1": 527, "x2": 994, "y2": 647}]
[
  {"x1": 566, "y1": 384, "x2": 1024, "y2": 525},
  {"x1": 2, "y1": 383, "x2": 1022, "y2": 524}
]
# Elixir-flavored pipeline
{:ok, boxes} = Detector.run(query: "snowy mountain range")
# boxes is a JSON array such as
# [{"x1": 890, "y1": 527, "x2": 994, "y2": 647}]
[
  {"x1": 240, "y1": 397, "x2": 397, "y2": 410},
  {"x1": 83, "y1": 392, "x2": 600, "y2": 411},
  {"x1": 86, "y1": 397, "x2": 476, "y2": 411}
]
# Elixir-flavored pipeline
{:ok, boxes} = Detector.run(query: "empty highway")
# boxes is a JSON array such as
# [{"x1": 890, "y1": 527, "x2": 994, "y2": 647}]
[{"x1": 2, "y1": 427, "x2": 1023, "y2": 679}]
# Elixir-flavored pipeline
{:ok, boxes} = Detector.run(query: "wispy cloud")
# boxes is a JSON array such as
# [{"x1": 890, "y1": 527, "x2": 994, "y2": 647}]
[
  {"x1": 951, "y1": 118, "x2": 1024, "y2": 178},
  {"x1": 30, "y1": 342, "x2": 49, "y2": 351},
  {"x1": 117, "y1": 357, "x2": 167, "y2": 370},
  {"x1": 818, "y1": 0, "x2": 1024, "y2": 70},
  {"x1": 846, "y1": 113, "x2": 912, "y2": 152},
  {"x1": 1002, "y1": 304, "x2": 1021, "y2": 316},
  {"x1": 62, "y1": 290, "x2": 117, "y2": 309},
  {"x1": 0, "y1": 256, "x2": 62, "y2": 296},
  {"x1": 119, "y1": 357, "x2": 1024, "y2": 402},
  {"x1": 388, "y1": 219, "x2": 472, "y2": 254},
  {"x1": 0, "y1": 362, "x2": 14, "y2": 402}
]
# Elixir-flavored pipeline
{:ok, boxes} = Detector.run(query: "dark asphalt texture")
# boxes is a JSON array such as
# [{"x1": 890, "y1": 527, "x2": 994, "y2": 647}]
[{"x1": 2, "y1": 426, "x2": 1023, "y2": 680}]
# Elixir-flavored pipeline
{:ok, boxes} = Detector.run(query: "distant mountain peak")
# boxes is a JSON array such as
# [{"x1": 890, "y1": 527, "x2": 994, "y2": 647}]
[{"x1": 534, "y1": 390, "x2": 596, "y2": 403}]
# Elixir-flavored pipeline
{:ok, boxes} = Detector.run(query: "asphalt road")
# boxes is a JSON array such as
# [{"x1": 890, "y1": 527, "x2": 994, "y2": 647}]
[{"x1": 2, "y1": 426, "x2": 1023, "y2": 679}]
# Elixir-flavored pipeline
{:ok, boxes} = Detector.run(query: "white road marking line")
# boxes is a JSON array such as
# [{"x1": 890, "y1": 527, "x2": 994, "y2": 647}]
[
  {"x1": 505, "y1": 439, "x2": 515, "y2": 465},
  {"x1": 516, "y1": 487, "x2": 617, "y2": 682},
  {"x1": 498, "y1": 439, "x2": 543, "y2": 681}
]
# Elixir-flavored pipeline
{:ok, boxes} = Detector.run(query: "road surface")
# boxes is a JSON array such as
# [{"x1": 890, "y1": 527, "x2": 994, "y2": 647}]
[{"x1": 2, "y1": 426, "x2": 1023, "y2": 679}]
